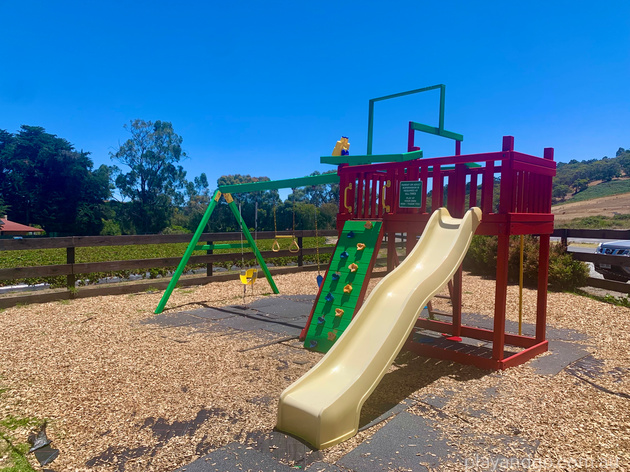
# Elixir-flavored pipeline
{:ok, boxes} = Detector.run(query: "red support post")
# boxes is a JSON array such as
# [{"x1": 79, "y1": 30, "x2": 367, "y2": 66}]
[
  {"x1": 536, "y1": 234, "x2": 551, "y2": 343},
  {"x1": 492, "y1": 234, "x2": 510, "y2": 361},
  {"x1": 452, "y1": 266, "x2": 463, "y2": 338}
]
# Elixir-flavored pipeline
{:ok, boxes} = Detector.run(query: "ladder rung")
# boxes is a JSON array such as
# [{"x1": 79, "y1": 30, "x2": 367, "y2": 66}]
[
  {"x1": 429, "y1": 309, "x2": 452, "y2": 317},
  {"x1": 434, "y1": 294, "x2": 451, "y2": 300}
]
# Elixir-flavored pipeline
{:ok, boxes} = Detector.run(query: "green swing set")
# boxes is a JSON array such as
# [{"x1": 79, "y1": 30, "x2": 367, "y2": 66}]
[{"x1": 154, "y1": 173, "x2": 340, "y2": 314}]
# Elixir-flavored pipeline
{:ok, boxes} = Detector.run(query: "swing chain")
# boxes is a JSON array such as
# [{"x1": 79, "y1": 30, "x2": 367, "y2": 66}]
[
  {"x1": 289, "y1": 188, "x2": 300, "y2": 252},
  {"x1": 272, "y1": 206, "x2": 280, "y2": 252},
  {"x1": 315, "y1": 206, "x2": 320, "y2": 275}
]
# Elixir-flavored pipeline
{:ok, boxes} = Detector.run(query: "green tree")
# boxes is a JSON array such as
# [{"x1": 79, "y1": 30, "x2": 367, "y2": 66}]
[
  {"x1": 0, "y1": 126, "x2": 111, "y2": 235},
  {"x1": 110, "y1": 120, "x2": 189, "y2": 234},
  {"x1": 215, "y1": 174, "x2": 281, "y2": 232},
  {"x1": 552, "y1": 184, "x2": 570, "y2": 201},
  {"x1": 618, "y1": 151, "x2": 630, "y2": 176},
  {"x1": 0, "y1": 196, "x2": 8, "y2": 217},
  {"x1": 572, "y1": 179, "x2": 589, "y2": 194}
]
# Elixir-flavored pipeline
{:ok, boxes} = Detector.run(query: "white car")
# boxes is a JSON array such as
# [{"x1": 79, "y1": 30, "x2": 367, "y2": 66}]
[{"x1": 594, "y1": 240, "x2": 630, "y2": 282}]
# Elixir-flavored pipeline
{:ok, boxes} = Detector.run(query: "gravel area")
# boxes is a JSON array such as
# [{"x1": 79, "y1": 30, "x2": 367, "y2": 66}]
[{"x1": 0, "y1": 272, "x2": 628, "y2": 471}]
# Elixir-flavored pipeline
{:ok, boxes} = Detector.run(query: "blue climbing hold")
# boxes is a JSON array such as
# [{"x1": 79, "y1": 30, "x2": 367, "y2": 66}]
[
  {"x1": 340, "y1": 251, "x2": 349, "y2": 259},
  {"x1": 309, "y1": 340, "x2": 318, "y2": 348},
  {"x1": 347, "y1": 231, "x2": 355, "y2": 238},
  {"x1": 317, "y1": 274, "x2": 324, "y2": 287},
  {"x1": 317, "y1": 316, "x2": 325, "y2": 324},
  {"x1": 332, "y1": 272, "x2": 341, "y2": 281},
  {"x1": 325, "y1": 293, "x2": 334, "y2": 302}
]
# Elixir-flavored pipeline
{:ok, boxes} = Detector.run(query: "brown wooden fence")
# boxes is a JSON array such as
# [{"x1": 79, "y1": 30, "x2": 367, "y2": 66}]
[
  {"x1": 0, "y1": 230, "x2": 337, "y2": 308},
  {"x1": 3, "y1": 228, "x2": 627, "y2": 309},
  {"x1": 552, "y1": 228, "x2": 630, "y2": 294}
]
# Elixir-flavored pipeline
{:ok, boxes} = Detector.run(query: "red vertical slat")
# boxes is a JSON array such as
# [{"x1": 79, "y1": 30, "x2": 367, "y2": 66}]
[
  {"x1": 481, "y1": 161, "x2": 494, "y2": 214},
  {"x1": 469, "y1": 171, "x2": 478, "y2": 208},
  {"x1": 364, "y1": 175, "x2": 371, "y2": 218},
  {"x1": 420, "y1": 164, "x2": 428, "y2": 214},
  {"x1": 432, "y1": 165, "x2": 443, "y2": 211},
  {"x1": 515, "y1": 170, "x2": 523, "y2": 212},
  {"x1": 522, "y1": 171, "x2": 530, "y2": 213},
  {"x1": 370, "y1": 175, "x2": 378, "y2": 218},
  {"x1": 356, "y1": 173, "x2": 364, "y2": 218}
]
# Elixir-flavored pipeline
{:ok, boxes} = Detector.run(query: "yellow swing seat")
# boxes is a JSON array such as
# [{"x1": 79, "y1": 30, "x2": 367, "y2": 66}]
[{"x1": 240, "y1": 268, "x2": 258, "y2": 285}]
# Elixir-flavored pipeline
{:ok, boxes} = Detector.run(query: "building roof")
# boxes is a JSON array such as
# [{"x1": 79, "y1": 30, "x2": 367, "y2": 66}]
[{"x1": 0, "y1": 217, "x2": 44, "y2": 234}]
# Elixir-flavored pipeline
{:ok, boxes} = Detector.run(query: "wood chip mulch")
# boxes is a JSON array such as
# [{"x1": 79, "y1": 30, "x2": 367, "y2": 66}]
[{"x1": 0, "y1": 272, "x2": 628, "y2": 470}]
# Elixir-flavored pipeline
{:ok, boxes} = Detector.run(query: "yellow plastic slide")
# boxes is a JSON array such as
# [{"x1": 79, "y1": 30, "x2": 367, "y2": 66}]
[{"x1": 276, "y1": 207, "x2": 482, "y2": 449}]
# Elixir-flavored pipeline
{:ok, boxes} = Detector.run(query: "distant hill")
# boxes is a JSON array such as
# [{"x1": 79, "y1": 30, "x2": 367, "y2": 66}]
[
  {"x1": 552, "y1": 147, "x2": 629, "y2": 201},
  {"x1": 553, "y1": 178, "x2": 630, "y2": 206}
]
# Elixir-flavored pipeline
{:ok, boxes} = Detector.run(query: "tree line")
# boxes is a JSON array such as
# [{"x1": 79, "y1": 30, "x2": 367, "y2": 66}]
[
  {"x1": 0, "y1": 121, "x2": 339, "y2": 236},
  {"x1": 552, "y1": 148, "x2": 630, "y2": 201},
  {"x1": 2, "y1": 120, "x2": 627, "y2": 236}
]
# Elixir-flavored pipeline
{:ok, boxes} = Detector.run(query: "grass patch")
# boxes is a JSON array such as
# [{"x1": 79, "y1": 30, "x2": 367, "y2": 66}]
[
  {"x1": 575, "y1": 289, "x2": 630, "y2": 307},
  {"x1": 0, "y1": 416, "x2": 41, "y2": 472},
  {"x1": 0, "y1": 435, "x2": 37, "y2": 471},
  {"x1": 554, "y1": 213, "x2": 630, "y2": 229}
]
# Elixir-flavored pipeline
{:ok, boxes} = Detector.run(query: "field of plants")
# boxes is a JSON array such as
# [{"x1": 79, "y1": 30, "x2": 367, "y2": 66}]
[
  {"x1": 555, "y1": 179, "x2": 630, "y2": 205},
  {"x1": 0, "y1": 237, "x2": 334, "y2": 289}
]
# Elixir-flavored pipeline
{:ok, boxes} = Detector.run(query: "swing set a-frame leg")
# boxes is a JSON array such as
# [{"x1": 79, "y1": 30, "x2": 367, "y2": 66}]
[
  {"x1": 155, "y1": 190, "x2": 280, "y2": 315},
  {"x1": 154, "y1": 190, "x2": 222, "y2": 314},
  {"x1": 225, "y1": 193, "x2": 279, "y2": 295}
]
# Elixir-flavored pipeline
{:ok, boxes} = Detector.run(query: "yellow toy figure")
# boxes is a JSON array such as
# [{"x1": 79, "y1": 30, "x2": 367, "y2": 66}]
[{"x1": 332, "y1": 136, "x2": 350, "y2": 156}]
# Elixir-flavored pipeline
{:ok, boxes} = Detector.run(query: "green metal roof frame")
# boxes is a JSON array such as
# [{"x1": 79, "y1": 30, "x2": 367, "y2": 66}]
[
  {"x1": 218, "y1": 172, "x2": 339, "y2": 193},
  {"x1": 320, "y1": 149, "x2": 423, "y2": 166},
  {"x1": 366, "y1": 84, "x2": 463, "y2": 155}
]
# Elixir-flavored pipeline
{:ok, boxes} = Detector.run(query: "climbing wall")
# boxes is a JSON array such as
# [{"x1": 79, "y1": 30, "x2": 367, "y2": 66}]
[{"x1": 303, "y1": 220, "x2": 383, "y2": 353}]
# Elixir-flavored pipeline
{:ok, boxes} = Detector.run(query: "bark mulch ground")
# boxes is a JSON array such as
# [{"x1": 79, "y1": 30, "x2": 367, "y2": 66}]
[{"x1": 0, "y1": 272, "x2": 628, "y2": 471}]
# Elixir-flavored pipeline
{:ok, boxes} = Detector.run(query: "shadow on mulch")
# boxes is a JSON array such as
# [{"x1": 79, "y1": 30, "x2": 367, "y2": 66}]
[
  {"x1": 85, "y1": 408, "x2": 238, "y2": 471},
  {"x1": 358, "y1": 351, "x2": 489, "y2": 429}
]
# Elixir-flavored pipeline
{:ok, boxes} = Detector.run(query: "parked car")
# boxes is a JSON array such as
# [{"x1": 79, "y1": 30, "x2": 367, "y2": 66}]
[{"x1": 594, "y1": 240, "x2": 630, "y2": 282}]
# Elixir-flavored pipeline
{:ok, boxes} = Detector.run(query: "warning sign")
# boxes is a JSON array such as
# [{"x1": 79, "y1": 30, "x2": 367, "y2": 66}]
[{"x1": 399, "y1": 181, "x2": 423, "y2": 208}]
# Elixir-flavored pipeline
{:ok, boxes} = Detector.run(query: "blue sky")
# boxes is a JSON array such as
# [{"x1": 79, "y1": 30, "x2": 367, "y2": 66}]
[{"x1": 1, "y1": 1, "x2": 629, "y2": 200}]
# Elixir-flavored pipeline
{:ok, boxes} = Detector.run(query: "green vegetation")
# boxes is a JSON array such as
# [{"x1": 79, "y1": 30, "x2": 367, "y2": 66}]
[
  {"x1": 0, "y1": 126, "x2": 111, "y2": 236},
  {"x1": 0, "y1": 237, "x2": 334, "y2": 288},
  {"x1": 554, "y1": 213, "x2": 630, "y2": 229},
  {"x1": 554, "y1": 178, "x2": 630, "y2": 206},
  {"x1": 575, "y1": 290, "x2": 630, "y2": 308},
  {"x1": 553, "y1": 147, "x2": 630, "y2": 203},
  {"x1": 0, "y1": 406, "x2": 40, "y2": 471},
  {"x1": 463, "y1": 235, "x2": 589, "y2": 291},
  {"x1": 1, "y1": 123, "x2": 340, "y2": 237}
]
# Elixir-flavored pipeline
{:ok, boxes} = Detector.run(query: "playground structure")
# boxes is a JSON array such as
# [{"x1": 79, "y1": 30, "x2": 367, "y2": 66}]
[{"x1": 155, "y1": 84, "x2": 557, "y2": 373}]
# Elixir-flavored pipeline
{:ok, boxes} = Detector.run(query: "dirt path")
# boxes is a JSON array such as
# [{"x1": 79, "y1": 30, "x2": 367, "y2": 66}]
[{"x1": 552, "y1": 193, "x2": 630, "y2": 222}]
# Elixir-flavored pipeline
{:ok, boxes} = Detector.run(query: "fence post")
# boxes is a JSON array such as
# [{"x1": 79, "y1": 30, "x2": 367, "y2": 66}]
[
  {"x1": 560, "y1": 229, "x2": 568, "y2": 249},
  {"x1": 297, "y1": 236, "x2": 304, "y2": 267},
  {"x1": 67, "y1": 247, "x2": 75, "y2": 296},
  {"x1": 206, "y1": 240, "x2": 213, "y2": 276}
]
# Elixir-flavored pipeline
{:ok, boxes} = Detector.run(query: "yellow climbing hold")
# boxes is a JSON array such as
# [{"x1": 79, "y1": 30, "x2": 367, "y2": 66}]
[
  {"x1": 356, "y1": 243, "x2": 366, "y2": 251},
  {"x1": 364, "y1": 221, "x2": 373, "y2": 229},
  {"x1": 335, "y1": 308, "x2": 344, "y2": 317},
  {"x1": 327, "y1": 330, "x2": 337, "y2": 341},
  {"x1": 348, "y1": 263, "x2": 358, "y2": 272},
  {"x1": 343, "y1": 284, "x2": 353, "y2": 294}
]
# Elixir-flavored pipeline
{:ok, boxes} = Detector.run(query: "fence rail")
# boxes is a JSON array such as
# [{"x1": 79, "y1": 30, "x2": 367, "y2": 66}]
[
  {"x1": 0, "y1": 230, "x2": 338, "y2": 308},
  {"x1": 4, "y1": 227, "x2": 629, "y2": 308},
  {"x1": 552, "y1": 228, "x2": 630, "y2": 294}
]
